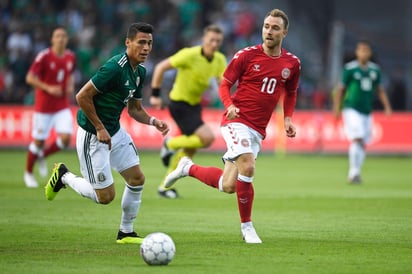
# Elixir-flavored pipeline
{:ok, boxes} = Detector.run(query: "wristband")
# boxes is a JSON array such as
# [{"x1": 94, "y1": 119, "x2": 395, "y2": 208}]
[
  {"x1": 152, "y1": 88, "x2": 161, "y2": 97},
  {"x1": 149, "y1": 116, "x2": 156, "y2": 126}
]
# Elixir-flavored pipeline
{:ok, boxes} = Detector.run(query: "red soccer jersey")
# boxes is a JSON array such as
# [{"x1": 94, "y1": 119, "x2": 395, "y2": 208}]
[
  {"x1": 29, "y1": 48, "x2": 75, "y2": 113},
  {"x1": 221, "y1": 45, "x2": 300, "y2": 138}
]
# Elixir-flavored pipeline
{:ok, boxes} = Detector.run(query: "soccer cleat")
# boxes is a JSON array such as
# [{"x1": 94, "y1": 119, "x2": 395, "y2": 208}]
[
  {"x1": 241, "y1": 222, "x2": 262, "y2": 244},
  {"x1": 348, "y1": 175, "x2": 362, "y2": 184},
  {"x1": 158, "y1": 187, "x2": 179, "y2": 199},
  {"x1": 24, "y1": 172, "x2": 39, "y2": 188},
  {"x1": 116, "y1": 231, "x2": 144, "y2": 244},
  {"x1": 160, "y1": 137, "x2": 175, "y2": 167},
  {"x1": 37, "y1": 156, "x2": 48, "y2": 177},
  {"x1": 164, "y1": 156, "x2": 193, "y2": 189},
  {"x1": 45, "y1": 163, "x2": 68, "y2": 201}
]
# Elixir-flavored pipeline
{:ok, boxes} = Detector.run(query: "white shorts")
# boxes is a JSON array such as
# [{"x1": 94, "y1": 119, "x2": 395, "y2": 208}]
[
  {"x1": 220, "y1": 122, "x2": 262, "y2": 161},
  {"x1": 76, "y1": 127, "x2": 140, "y2": 189},
  {"x1": 342, "y1": 108, "x2": 372, "y2": 143},
  {"x1": 32, "y1": 108, "x2": 73, "y2": 140}
]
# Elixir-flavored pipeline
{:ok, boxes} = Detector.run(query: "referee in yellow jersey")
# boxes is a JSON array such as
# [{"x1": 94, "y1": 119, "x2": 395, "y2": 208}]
[{"x1": 150, "y1": 24, "x2": 226, "y2": 198}]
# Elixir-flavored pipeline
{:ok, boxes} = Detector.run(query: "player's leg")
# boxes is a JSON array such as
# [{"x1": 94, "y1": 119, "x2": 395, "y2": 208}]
[
  {"x1": 24, "y1": 112, "x2": 53, "y2": 187},
  {"x1": 343, "y1": 109, "x2": 365, "y2": 183},
  {"x1": 45, "y1": 127, "x2": 104, "y2": 203},
  {"x1": 111, "y1": 128, "x2": 145, "y2": 244},
  {"x1": 40, "y1": 109, "x2": 74, "y2": 177}
]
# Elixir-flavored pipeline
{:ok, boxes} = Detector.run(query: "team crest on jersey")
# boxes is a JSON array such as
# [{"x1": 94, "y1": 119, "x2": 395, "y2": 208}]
[
  {"x1": 50, "y1": 62, "x2": 56, "y2": 70},
  {"x1": 66, "y1": 61, "x2": 73, "y2": 71},
  {"x1": 281, "y1": 68, "x2": 290, "y2": 79},
  {"x1": 369, "y1": 71, "x2": 377, "y2": 80},
  {"x1": 241, "y1": 138, "x2": 250, "y2": 147}
]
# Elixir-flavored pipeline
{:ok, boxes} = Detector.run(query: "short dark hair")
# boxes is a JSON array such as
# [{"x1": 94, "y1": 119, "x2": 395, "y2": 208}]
[
  {"x1": 265, "y1": 9, "x2": 289, "y2": 30},
  {"x1": 127, "y1": 22, "x2": 154, "y2": 39}
]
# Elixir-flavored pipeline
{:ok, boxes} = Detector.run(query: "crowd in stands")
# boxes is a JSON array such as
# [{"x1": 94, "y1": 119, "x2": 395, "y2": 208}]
[{"x1": 0, "y1": 0, "x2": 407, "y2": 110}]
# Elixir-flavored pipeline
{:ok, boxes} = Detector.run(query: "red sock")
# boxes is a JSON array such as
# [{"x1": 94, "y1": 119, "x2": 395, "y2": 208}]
[
  {"x1": 44, "y1": 141, "x2": 60, "y2": 157},
  {"x1": 26, "y1": 151, "x2": 37, "y2": 173},
  {"x1": 189, "y1": 165, "x2": 223, "y2": 189},
  {"x1": 236, "y1": 180, "x2": 254, "y2": 223}
]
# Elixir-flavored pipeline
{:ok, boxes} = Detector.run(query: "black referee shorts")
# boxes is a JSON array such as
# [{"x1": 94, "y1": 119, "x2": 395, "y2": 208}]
[{"x1": 168, "y1": 100, "x2": 204, "y2": 135}]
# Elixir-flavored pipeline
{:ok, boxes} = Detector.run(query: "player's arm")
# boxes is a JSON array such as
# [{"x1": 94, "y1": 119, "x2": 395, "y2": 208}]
[
  {"x1": 150, "y1": 58, "x2": 174, "y2": 109},
  {"x1": 127, "y1": 99, "x2": 170, "y2": 136},
  {"x1": 66, "y1": 74, "x2": 75, "y2": 97},
  {"x1": 283, "y1": 89, "x2": 297, "y2": 138},
  {"x1": 333, "y1": 84, "x2": 345, "y2": 118},
  {"x1": 76, "y1": 81, "x2": 112, "y2": 148},
  {"x1": 26, "y1": 71, "x2": 62, "y2": 96},
  {"x1": 219, "y1": 78, "x2": 239, "y2": 120},
  {"x1": 377, "y1": 85, "x2": 392, "y2": 116}
]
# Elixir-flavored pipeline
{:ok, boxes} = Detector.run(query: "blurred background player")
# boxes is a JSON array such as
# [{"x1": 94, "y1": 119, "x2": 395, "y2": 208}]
[
  {"x1": 150, "y1": 24, "x2": 226, "y2": 198},
  {"x1": 333, "y1": 40, "x2": 392, "y2": 183},
  {"x1": 163, "y1": 9, "x2": 300, "y2": 243},
  {"x1": 24, "y1": 26, "x2": 75, "y2": 188},
  {"x1": 44, "y1": 22, "x2": 170, "y2": 244}
]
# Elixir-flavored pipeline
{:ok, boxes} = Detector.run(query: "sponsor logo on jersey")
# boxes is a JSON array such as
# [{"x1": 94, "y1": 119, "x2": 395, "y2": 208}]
[
  {"x1": 253, "y1": 64, "x2": 260, "y2": 71},
  {"x1": 125, "y1": 80, "x2": 129, "y2": 86},
  {"x1": 136, "y1": 76, "x2": 140, "y2": 87}
]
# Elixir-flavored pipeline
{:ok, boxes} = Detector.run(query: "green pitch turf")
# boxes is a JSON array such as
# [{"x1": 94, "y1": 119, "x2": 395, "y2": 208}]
[{"x1": 0, "y1": 150, "x2": 411, "y2": 274}]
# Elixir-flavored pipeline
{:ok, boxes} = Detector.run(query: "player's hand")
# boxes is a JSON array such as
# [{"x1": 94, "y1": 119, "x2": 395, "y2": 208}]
[
  {"x1": 226, "y1": 104, "x2": 240, "y2": 120},
  {"x1": 47, "y1": 85, "x2": 63, "y2": 96},
  {"x1": 96, "y1": 127, "x2": 112, "y2": 150},
  {"x1": 284, "y1": 117, "x2": 296, "y2": 138},
  {"x1": 150, "y1": 96, "x2": 163, "y2": 110},
  {"x1": 153, "y1": 119, "x2": 170, "y2": 136}
]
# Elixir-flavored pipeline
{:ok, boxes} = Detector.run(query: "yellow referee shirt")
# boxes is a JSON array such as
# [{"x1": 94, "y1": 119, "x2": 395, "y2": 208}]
[{"x1": 169, "y1": 45, "x2": 226, "y2": 105}]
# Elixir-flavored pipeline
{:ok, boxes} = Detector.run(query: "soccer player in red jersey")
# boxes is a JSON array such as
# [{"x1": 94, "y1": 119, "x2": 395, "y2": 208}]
[
  {"x1": 163, "y1": 9, "x2": 300, "y2": 244},
  {"x1": 24, "y1": 26, "x2": 75, "y2": 188}
]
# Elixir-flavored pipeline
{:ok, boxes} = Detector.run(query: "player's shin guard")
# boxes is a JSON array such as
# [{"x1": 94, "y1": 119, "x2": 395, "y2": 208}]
[
  {"x1": 189, "y1": 165, "x2": 223, "y2": 189},
  {"x1": 120, "y1": 183, "x2": 143, "y2": 233},
  {"x1": 236, "y1": 176, "x2": 254, "y2": 223}
]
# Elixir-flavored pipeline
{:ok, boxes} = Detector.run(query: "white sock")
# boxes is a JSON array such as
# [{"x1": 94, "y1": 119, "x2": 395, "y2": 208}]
[
  {"x1": 348, "y1": 142, "x2": 359, "y2": 178},
  {"x1": 62, "y1": 172, "x2": 99, "y2": 203},
  {"x1": 29, "y1": 142, "x2": 44, "y2": 157},
  {"x1": 119, "y1": 183, "x2": 143, "y2": 233}
]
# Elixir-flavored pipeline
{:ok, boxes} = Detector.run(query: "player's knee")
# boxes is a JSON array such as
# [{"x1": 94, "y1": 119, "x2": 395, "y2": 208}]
[
  {"x1": 128, "y1": 174, "x2": 145, "y2": 187},
  {"x1": 97, "y1": 192, "x2": 115, "y2": 204},
  {"x1": 222, "y1": 184, "x2": 236, "y2": 193}
]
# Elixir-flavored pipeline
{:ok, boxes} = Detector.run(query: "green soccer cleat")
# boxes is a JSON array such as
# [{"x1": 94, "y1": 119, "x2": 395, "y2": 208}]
[
  {"x1": 45, "y1": 163, "x2": 68, "y2": 201},
  {"x1": 116, "y1": 231, "x2": 144, "y2": 244}
]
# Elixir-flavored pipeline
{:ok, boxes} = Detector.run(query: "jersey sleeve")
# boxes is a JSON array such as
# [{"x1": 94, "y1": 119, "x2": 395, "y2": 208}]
[
  {"x1": 285, "y1": 58, "x2": 301, "y2": 92},
  {"x1": 134, "y1": 65, "x2": 146, "y2": 99},
  {"x1": 169, "y1": 47, "x2": 192, "y2": 68},
  {"x1": 91, "y1": 60, "x2": 120, "y2": 93},
  {"x1": 29, "y1": 51, "x2": 46, "y2": 76},
  {"x1": 223, "y1": 51, "x2": 245, "y2": 84}
]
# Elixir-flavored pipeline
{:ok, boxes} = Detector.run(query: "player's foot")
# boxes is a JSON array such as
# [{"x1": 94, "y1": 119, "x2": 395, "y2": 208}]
[
  {"x1": 158, "y1": 187, "x2": 179, "y2": 199},
  {"x1": 160, "y1": 137, "x2": 175, "y2": 167},
  {"x1": 38, "y1": 156, "x2": 48, "y2": 177},
  {"x1": 348, "y1": 175, "x2": 362, "y2": 184},
  {"x1": 116, "y1": 231, "x2": 144, "y2": 244},
  {"x1": 45, "y1": 163, "x2": 68, "y2": 201},
  {"x1": 241, "y1": 222, "x2": 262, "y2": 244},
  {"x1": 164, "y1": 156, "x2": 193, "y2": 189},
  {"x1": 24, "y1": 171, "x2": 38, "y2": 188}
]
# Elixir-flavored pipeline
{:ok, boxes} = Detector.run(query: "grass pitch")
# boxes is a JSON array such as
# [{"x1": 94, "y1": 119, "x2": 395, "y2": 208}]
[{"x1": 0, "y1": 149, "x2": 411, "y2": 274}]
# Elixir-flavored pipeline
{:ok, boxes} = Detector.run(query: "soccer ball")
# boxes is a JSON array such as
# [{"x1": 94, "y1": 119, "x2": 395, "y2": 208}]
[{"x1": 140, "y1": 232, "x2": 176, "y2": 265}]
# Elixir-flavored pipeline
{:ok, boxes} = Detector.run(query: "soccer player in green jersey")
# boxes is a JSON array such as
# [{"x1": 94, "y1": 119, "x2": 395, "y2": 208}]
[
  {"x1": 44, "y1": 23, "x2": 170, "y2": 244},
  {"x1": 150, "y1": 24, "x2": 226, "y2": 198},
  {"x1": 333, "y1": 40, "x2": 391, "y2": 183}
]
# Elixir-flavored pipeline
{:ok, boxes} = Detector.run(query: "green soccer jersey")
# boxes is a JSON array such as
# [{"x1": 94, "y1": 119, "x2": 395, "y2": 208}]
[
  {"x1": 169, "y1": 45, "x2": 226, "y2": 106},
  {"x1": 341, "y1": 60, "x2": 382, "y2": 115},
  {"x1": 77, "y1": 53, "x2": 146, "y2": 136}
]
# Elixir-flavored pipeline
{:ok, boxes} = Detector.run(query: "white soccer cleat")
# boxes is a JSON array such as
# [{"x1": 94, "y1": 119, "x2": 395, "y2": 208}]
[
  {"x1": 164, "y1": 156, "x2": 193, "y2": 189},
  {"x1": 37, "y1": 156, "x2": 48, "y2": 177},
  {"x1": 241, "y1": 222, "x2": 262, "y2": 244},
  {"x1": 24, "y1": 171, "x2": 39, "y2": 188}
]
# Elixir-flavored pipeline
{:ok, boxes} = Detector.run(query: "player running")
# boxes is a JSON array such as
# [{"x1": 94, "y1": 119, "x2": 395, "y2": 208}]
[
  {"x1": 24, "y1": 26, "x2": 75, "y2": 188},
  {"x1": 162, "y1": 9, "x2": 300, "y2": 243},
  {"x1": 45, "y1": 23, "x2": 170, "y2": 244}
]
